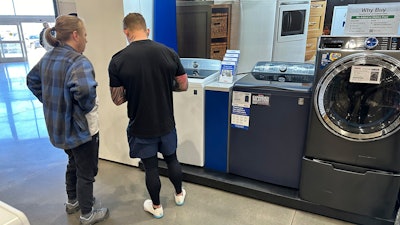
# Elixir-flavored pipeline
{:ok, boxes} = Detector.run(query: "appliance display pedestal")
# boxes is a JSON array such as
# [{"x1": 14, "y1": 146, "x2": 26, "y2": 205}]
[{"x1": 140, "y1": 161, "x2": 397, "y2": 225}]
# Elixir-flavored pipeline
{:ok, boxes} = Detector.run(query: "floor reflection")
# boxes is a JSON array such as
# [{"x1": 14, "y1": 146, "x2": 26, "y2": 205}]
[{"x1": 0, "y1": 62, "x2": 48, "y2": 141}]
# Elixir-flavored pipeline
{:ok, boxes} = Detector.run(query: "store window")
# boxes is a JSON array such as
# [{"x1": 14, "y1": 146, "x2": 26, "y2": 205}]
[
  {"x1": 14, "y1": 0, "x2": 55, "y2": 16},
  {"x1": 0, "y1": 0, "x2": 55, "y2": 16},
  {"x1": 0, "y1": 0, "x2": 55, "y2": 63},
  {"x1": 0, "y1": 0, "x2": 15, "y2": 15}
]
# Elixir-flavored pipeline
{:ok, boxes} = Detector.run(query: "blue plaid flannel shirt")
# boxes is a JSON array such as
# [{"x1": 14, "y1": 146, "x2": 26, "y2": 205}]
[{"x1": 27, "y1": 45, "x2": 97, "y2": 149}]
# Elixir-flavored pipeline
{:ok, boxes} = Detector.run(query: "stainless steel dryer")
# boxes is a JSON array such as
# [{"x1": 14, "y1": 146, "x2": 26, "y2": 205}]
[{"x1": 300, "y1": 36, "x2": 400, "y2": 221}]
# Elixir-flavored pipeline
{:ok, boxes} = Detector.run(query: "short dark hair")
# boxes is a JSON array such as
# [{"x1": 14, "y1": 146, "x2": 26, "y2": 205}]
[{"x1": 123, "y1": 13, "x2": 147, "y2": 31}]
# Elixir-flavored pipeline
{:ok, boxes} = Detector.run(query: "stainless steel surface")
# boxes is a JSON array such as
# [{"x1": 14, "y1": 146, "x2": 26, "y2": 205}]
[
  {"x1": 314, "y1": 36, "x2": 400, "y2": 142},
  {"x1": 234, "y1": 61, "x2": 315, "y2": 92}
]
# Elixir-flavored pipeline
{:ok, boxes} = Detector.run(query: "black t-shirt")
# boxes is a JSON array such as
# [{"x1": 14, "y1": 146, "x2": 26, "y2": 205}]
[{"x1": 108, "y1": 40, "x2": 186, "y2": 138}]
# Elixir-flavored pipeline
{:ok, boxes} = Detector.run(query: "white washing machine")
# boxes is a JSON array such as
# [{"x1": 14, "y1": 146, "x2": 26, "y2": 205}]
[
  {"x1": 172, "y1": 58, "x2": 221, "y2": 167},
  {"x1": 0, "y1": 201, "x2": 30, "y2": 225}
]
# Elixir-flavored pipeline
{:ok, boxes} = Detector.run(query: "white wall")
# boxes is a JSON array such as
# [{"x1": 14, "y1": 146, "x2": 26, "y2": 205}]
[
  {"x1": 238, "y1": 0, "x2": 277, "y2": 73},
  {"x1": 56, "y1": 0, "x2": 77, "y2": 16},
  {"x1": 75, "y1": 0, "x2": 140, "y2": 166},
  {"x1": 123, "y1": 0, "x2": 154, "y2": 40}
]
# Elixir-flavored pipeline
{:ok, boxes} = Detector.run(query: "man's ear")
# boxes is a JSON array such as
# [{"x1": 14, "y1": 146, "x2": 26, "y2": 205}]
[
  {"x1": 72, "y1": 30, "x2": 80, "y2": 41},
  {"x1": 123, "y1": 29, "x2": 129, "y2": 37}
]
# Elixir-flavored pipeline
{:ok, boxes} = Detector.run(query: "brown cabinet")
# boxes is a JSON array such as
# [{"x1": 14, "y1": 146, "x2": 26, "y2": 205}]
[
  {"x1": 305, "y1": 0, "x2": 327, "y2": 61},
  {"x1": 176, "y1": 1, "x2": 212, "y2": 58},
  {"x1": 210, "y1": 4, "x2": 231, "y2": 60},
  {"x1": 176, "y1": 2, "x2": 231, "y2": 60}
]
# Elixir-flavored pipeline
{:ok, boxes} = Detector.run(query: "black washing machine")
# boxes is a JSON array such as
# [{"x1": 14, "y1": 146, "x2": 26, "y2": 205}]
[
  {"x1": 228, "y1": 61, "x2": 314, "y2": 189},
  {"x1": 300, "y1": 36, "x2": 400, "y2": 221}
]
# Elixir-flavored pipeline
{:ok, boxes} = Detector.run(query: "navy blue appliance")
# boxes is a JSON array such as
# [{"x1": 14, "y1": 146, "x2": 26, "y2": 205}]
[{"x1": 228, "y1": 61, "x2": 314, "y2": 188}]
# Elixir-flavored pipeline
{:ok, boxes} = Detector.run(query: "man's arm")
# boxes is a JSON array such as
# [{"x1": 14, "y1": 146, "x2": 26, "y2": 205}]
[
  {"x1": 68, "y1": 60, "x2": 97, "y2": 113},
  {"x1": 110, "y1": 86, "x2": 127, "y2": 105},
  {"x1": 174, "y1": 74, "x2": 188, "y2": 92},
  {"x1": 26, "y1": 64, "x2": 43, "y2": 102}
]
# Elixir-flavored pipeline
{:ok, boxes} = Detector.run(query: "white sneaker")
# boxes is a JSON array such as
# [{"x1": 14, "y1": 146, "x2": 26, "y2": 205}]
[
  {"x1": 143, "y1": 199, "x2": 163, "y2": 219},
  {"x1": 174, "y1": 188, "x2": 186, "y2": 206}
]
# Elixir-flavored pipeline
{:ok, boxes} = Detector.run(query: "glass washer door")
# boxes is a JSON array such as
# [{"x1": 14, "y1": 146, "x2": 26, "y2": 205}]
[{"x1": 315, "y1": 52, "x2": 400, "y2": 142}]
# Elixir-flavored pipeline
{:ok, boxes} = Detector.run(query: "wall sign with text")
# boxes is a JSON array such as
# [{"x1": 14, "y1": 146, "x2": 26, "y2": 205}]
[{"x1": 344, "y1": 3, "x2": 400, "y2": 35}]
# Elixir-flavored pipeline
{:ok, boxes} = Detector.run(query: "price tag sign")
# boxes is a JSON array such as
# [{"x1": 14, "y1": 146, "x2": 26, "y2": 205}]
[
  {"x1": 231, "y1": 91, "x2": 251, "y2": 130},
  {"x1": 349, "y1": 65, "x2": 382, "y2": 84}
]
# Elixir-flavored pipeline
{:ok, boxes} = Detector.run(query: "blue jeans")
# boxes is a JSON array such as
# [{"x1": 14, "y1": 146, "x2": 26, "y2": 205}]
[{"x1": 64, "y1": 133, "x2": 99, "y2": 214}]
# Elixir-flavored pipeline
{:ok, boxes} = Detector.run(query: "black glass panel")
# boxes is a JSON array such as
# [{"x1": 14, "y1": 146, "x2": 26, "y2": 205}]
[
  {"x1": 281, "y1": 10, "x2": 306, "y2": 36},
  {"x1": 323, "y1": 65, "x2": 400, "y2": 134},
  {"x1": 252, "y1": 72, "x2": 314, "y2": 83}
]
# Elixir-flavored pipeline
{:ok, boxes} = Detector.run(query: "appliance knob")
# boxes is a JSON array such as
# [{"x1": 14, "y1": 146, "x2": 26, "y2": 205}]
[{"x1": 364, "y1": 37, "x2": 379, "y2": 49}]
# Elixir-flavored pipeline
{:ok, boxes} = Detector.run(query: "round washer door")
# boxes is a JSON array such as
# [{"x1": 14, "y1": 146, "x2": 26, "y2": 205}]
[{"x1": 315, "y1": 52, "x2": 400, "y2": 142}]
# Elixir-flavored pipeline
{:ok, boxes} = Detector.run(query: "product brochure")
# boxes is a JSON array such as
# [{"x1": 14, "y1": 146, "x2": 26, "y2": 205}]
[{"x1": 219, "y1": 50, "x2": 240, "y2": 83}]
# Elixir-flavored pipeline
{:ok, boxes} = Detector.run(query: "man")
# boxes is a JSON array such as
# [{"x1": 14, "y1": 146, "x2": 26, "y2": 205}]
[
  {"x1": 108, "y1": 13, "x2": 188, "y2": 219},
  {"x1": 39, "y1": 22, "x2": 53, "y2": 51},
  {"x1": 27, "y1": 15, "x2": 109, "y2": 225}
]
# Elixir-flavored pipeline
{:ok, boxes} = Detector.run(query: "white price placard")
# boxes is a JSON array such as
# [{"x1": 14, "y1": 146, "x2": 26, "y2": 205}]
[
  {"x1": 231, "y1": 91, "x2": 251, "y2": 129},
  {"x1": 349, "y1": 65, "x2": 382, "y2": 84}
]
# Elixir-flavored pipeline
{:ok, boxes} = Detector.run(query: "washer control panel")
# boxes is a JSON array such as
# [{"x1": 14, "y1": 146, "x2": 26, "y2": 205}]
[
  {"x1": 251, "y1": 61, "x2": 315, "y2": 83},
  {"x1": 364, "y1": 37, "x2": 379, "y2": 49},
  {"x1": 252, "y1": 61, "x2": 314, "y2": 75},
  {"x1": 319, "y1": 36, "x2": 400, "y2": 50}
]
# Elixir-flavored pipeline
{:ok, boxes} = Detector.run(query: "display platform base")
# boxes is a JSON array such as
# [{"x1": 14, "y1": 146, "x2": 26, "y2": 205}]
[{"x1": 139, "y1": 161, "x2": 396, "y2": 225}]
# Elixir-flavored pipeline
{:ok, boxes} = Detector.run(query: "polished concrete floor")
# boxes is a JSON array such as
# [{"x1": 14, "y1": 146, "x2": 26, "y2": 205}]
[{"x1": 0, "y1": 59, "x2": 354, "y2": 225}]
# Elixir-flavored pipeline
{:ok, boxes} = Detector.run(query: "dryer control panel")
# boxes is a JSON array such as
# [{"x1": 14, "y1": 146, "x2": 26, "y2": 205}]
[{"x1": 319, "y1": 36, "x2": 400, "y2": 50}]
